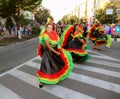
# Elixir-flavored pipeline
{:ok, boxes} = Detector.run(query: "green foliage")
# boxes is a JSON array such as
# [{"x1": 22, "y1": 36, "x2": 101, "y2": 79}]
[
  {"x1": 6, "y1": 16, "x2": 14, "y2": 29},
  {"x1": 35, "y1": 7, "x2": 53, "y2": 24},
  {"x1": 0, "y1": 0, "x2": 42, "y2": 24},
  {"x1": 32, "y1": 26, "x2": 39, "y2": 35},
  {"x1": 0, "y1": 0, "x2": 16, "y2": 18},
  {"x1": 96, "y1": 2, "x2": 118, "y2": 24},
  {"x1": 69, "y1": 15, "x2": 78, "y2": 24},
  {"x1": 61, "y1": 15, "x2": 68, "y2": 24},
  {"x1": 17, "y1": 14, "x2": 30, "y2": 26},
  {"x1": 79, "y1": 17, "x2": 88, "y2": 23},
  {"x1": 61, "y1": 15, "x2": 78, "y2": 24}
]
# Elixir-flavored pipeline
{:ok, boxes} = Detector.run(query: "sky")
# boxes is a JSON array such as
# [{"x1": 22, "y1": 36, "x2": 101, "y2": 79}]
[{"x1": 42, "y1": 0, "x2": 86, "y2": 23}]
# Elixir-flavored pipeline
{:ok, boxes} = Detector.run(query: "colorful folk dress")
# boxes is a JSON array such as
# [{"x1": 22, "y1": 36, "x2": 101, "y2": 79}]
[
  {"x1": 37, "y1": 30, "x2": 74, "y2": 84},
  {"x1": 88, "y1": 24, "x2": 112, "y2": 48},
  {"x1": 60, "y1": 25, "x2": 91, "y2": 62}
]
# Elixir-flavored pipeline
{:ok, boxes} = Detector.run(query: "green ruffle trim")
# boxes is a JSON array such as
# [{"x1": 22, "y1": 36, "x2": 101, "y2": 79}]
[
  {"x1": 60, "y1": 48, "x2": 74, "y2": 81},
  {"x1": 37, "y1": 47, "x2": 74, "y2": 84},
  {"x1": 40, "y1": 28, "x2": 45, "y2": 35},
  {"x1": 39, "y1": 34, "x2": 50, "y2": 46},
  {"x1": 106, "y1": 34, "x2": 112, "y2": 48},
  {"x1": 60, "y1": 25, "x2": 72, "y2": 46},
  {"x1": 78, "y1": 54, "x2": 91, "y2": 63},
  {"x1": 84, "y1": 45, "x2": 89, "y2": 50}
]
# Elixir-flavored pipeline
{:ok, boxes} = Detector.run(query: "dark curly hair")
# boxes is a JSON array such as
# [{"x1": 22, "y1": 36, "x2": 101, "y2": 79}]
[
  {"x1": 72, "y1": 23, "x2": 80, "y2": 34},
  {"x1": 46, "y1": 22, "x2": 55, "y2": 30}
]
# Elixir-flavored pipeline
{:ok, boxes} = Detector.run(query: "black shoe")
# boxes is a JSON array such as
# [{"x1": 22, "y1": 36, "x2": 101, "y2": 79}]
[{"x1": 39, "y1": 83, "x2": 44, "y2": 88}]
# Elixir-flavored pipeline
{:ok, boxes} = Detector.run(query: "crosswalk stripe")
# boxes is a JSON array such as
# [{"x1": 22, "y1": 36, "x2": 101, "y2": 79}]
[
  {"x1": 91, "y1": 54, "x2": 107, "y2": 59},
  {"x1": 26, "y1": 61, "x2": 40, "y2": 69},
  {"x1": 0, "y1": 56, "x2": 39, "y2": 77},
  {"x1": 0, "y1": 84, "x2": 22, "y2": 99},
  {"x1": 88, "y1": 50, "x2": 120, "y2": 62},
  {"x1": 34, "y1": 57, "x2": 120, "y2": 71},
  {"x1": 74, "y1": 64, "x2": 120, "y2": 78},
  {"x1": 70, "y1": 72, "x2": 120, "y2": 94},
  {"x1": 91, "y1": 54, "x2": 118, "y2": 61},
  {"x1": 26, "y1": 61, "x2": 120, "y2": 79},
  {"x1": 0, "y1": 50, "x2": 120, "y2": 98},
  {"x1": 25, "y1": 61, "x2": 120, "y2": 94},
  {"x1": 18, "y1": 65, "x2": 120, "y2": 99},
  {"x1": 88, "y1": 59, "x2": 120, "y2": 68},
  {"x1": 8, "y1": 69, "x2": 96, "y2": 99},
  {"x1": 35, "y1": 56, "x2": 41, "y2": 60}
]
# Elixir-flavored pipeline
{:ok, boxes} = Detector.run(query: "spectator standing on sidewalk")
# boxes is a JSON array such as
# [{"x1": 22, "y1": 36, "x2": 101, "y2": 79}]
[
  {"x1": 18, "y1": 27, "x2": 22, "y2": 39},
  {"x1": 3, "y1": 26, "x2": 7, "y2": 36},
  {"x1": 115, "y1": 20, "x2": 120, "y2": 33}
]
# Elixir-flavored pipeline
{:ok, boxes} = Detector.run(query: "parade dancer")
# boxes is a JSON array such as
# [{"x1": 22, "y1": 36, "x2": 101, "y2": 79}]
[
  {"x1": 60, "y1": 24, "x2": 91, "y2": 63},
  {"x1": 88, "y1": 23, "x2": 112, "y2": 50},
  {"x1": 37, "y1": 21, "x2": 74, "y2": 88}
]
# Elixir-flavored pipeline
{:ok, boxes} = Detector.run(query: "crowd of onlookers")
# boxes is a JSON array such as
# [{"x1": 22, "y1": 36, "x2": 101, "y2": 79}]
[
  {"x1": 0, "y1": 24, "x2": 33, "y2": 40},
  {"x1": 54, "y1": 22, "x2": 120, "y2": 38},
  {"x1": 1, "y1": 20, "x2": 120, "y2": 41}
]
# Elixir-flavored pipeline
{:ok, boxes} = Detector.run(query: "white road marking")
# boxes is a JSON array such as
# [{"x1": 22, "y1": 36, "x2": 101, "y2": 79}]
[
  {"x1": 69, "y1": 72, "x2": 120, "y2": 94},
  {"x1": 88, "y1": 50, "x2": 120, "y2": 62},
  {"x1": 75, "y1": 64, "x2": 120, "y2": 78},
  {"x1": 20, "y1": 62, "x2": 120, "y2": 94},
  {"x1": 0, "y1": 84, "x2": 22, "y2": 99},
  {"x1": 8, "y1": 69, "x2": 96, "y2": 99},
  {"x1": 0, "y1": 56, "x2": 39, "y2": 77},
  {"x1": 88, "y1": 59, "x2": 120, "y2": 68}
]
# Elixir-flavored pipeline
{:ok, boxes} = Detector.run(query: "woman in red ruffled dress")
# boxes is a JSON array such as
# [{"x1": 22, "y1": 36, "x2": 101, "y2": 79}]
[
  {"x1": 37, "y1": 22, "x2": 73, "y2": 88},
  {"x1": 60, "y1": 24, "x2": 91, "y2": 62}
]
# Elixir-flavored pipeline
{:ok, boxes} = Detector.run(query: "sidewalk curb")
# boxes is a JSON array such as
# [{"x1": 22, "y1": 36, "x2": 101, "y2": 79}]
[{"x1": 0, "y1": 37, "x2": 38, "y2": 49}]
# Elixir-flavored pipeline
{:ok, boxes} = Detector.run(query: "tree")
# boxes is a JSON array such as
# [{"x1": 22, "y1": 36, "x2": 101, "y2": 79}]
[
  {"x1": 96, "y1": 2, "x2": 118, "y2": 24},
  {"x1": 6, "y1": 16, "x2": 14, "y2": 28},
  {"x1": 34, "y1": 7, "x2": 53, "y2": 24},
  {"x1": 69, "y1": 15, "x2": 78, "y2": 24},
  {"x1": 79, "y1": 17, "x2": 88, "y2": 23},
  {"x1": 0, "y1": 0, "x2": 42, "y2": 24},
  {"x1": 61, "y1": 15, "x2": 78, "y2": 24},
  {"x1": 0, "y1": 0, "x2": 16, "y2": 18},
  {"x1": 61, "y1": 15, "x2": 68, "y2": 24}
]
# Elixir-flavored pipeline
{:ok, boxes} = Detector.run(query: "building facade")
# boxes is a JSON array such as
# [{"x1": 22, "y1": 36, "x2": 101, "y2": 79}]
[{"x1": 68, "y1": 0, "x2": 120, "y2": 21}]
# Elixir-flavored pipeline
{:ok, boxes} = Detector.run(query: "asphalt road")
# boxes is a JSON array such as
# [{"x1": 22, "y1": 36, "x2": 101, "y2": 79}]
[
  {"x1": 0, "y1": 38, "x2": 120, "y2": 99},
  {"x1": 0, "y1": 37, "x2": 120, "y2": 74},
  {"x1": 0, "y1": 37, "x2": 39, "y2": 74},
  {"x1": 88, "y1": 41, "x2": 120, "y2": 60}
]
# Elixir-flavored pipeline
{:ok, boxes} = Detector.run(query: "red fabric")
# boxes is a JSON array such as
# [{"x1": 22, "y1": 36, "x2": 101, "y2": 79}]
[
  {"x1": 37, "y1": 44, "x2": 43, "y2": 57},
  {"x1": 62, "y1": 26, "x2": 73, "y2": 47},
  {"x1": 37, "y1": 48, "x2": 69, "y2": 79},
  {"x1": 95, "y1": 40, "x2": 106, "y2": 47},
  {"x1": 45, "y1": 31, "x2": 59, "y2": 41}
]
